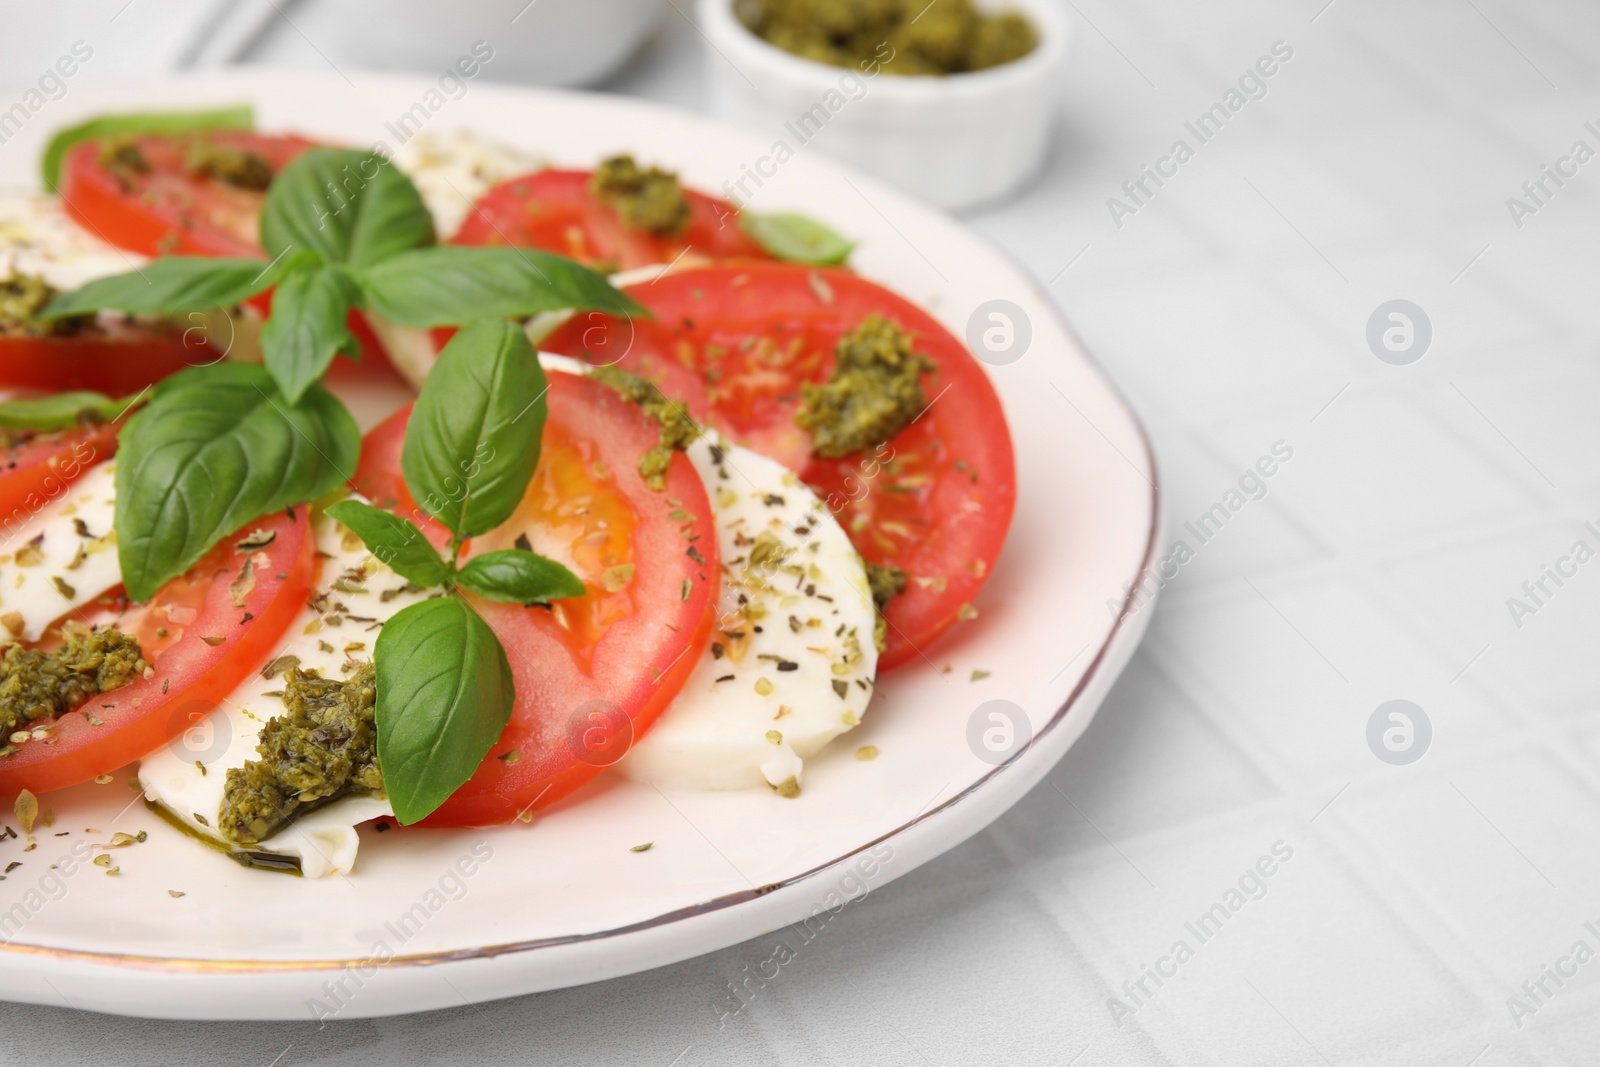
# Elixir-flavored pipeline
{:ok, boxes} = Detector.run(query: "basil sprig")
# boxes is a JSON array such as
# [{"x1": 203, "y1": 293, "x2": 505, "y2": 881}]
[
  {"x1": 44, "y1": 255, "x2": 292, "y2": 319},
  {"x1": 740, "y1": 212, "x2": 855, "y2": 266},
  {"x1": 401, "y1": 317, "x2": 548, "y2": 543},
  {"x1": 331, "y1": 318, "x2": 585, "y2": 824},
  {"x1": 0, "y1": 390, "x2": 139, "y2": 431},
  {"x1": 113, "y1": 364, "x2": 359, "y2": 601},
  {"x1": 261, "y1": 148, "x2": 435, "y2": 269},
  {"x1": 373, "y1": 597, "x2": 514, "y2": 824},
  {"x1": 256, "y1": 265, "x2": 361, "y2": 404},
  {"x1": 41, "y1": 146, "x2": 650, "y2": 404}
]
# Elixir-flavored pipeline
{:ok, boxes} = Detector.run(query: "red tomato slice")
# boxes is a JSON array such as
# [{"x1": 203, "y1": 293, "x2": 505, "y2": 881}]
[
  {"x1": 541, "y1": 263, "x2": 1016, "y2": 670},
  {"x1": 352, "y1": 370, "x2": 719, "y2": 825},
  {"x1": 58, "y1": 132, "x2": 317, "y2": 258},
  {"x1": 0, "y1": 423, "x2": 117, "y2": 535},
  {"x1": 0, "y1": 319, "x2": 219, "y2": 395},
  {"x1": 453, "y1": 169, "x2": 772, "y2": 271},
  {"x1": 0, "y1": 500, "x2": 316, "y2": 795}
]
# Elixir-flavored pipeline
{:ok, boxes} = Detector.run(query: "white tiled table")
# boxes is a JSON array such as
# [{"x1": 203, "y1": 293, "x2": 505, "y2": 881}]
[{"x1": 4, "y1": 1, "x2": 1600, "y2": 1064}]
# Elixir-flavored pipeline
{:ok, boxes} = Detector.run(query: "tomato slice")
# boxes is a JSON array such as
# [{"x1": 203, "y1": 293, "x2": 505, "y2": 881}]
[
  {"x1": 0, "y1": 318, "x2": 219, "y2": 395},
  {"x1": 58, "y1": 132, "x2": 317, "y2": 258},
  {"x1": 352, "y1": 370, "x2": 718, "y2": 825},
  {"x1": 0, "y1": 423, "x2": 117, "y2": 531},
  {"x1": 0, "y1": 499, "x2": 316, "y2": 795},
  {"x1": 541, "y1": 263, "x2": 1016, "y2": 669},
  {"x1": 453, "y1": 169, "x2": 772, "y2": 271}
]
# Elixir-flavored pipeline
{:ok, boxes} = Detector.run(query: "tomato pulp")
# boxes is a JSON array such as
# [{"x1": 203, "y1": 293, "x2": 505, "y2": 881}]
[{"x1": 542, "y1": 263, "x2": 1017, "y2": 669}]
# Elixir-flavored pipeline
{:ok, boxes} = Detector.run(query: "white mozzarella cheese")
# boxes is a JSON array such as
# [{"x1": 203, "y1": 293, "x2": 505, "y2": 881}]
[
  {"x1": 0, "y1": 461, "x2": 122, "y2": 643},
  {"x1": 0, "y1": 192, "x2": 147, "y2": 291},
  {"x1": 388, "y1": 129, "x2": 542, "y2": 239},
  {"x1": 620, "y1": 433, "x2": 878, "y2": 796},
  {"x1": 137, "y1": 500, "x2": 433, "y2": 879}
]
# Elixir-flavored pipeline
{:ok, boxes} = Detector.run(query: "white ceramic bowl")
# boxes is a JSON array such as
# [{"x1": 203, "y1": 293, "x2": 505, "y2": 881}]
[
  {"x1": 698, "y1": 0, "x2": 1069, "y2": 211},
  {"x1": 286, "y1": 0, "x2": 667, "y2": 88}
]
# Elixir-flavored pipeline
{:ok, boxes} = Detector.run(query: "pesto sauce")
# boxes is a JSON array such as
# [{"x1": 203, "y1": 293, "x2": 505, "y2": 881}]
[
  {"x1": 865, "y1": 560, "x2": 906, "y2": 611},
  {"x1": 795, "y1": 315, "x2": 934, "y2": 459},
  {"x1": 735, "y1": 0, "x2": 1037, "y2": 75},
  {"x1": 183, "y1": 139, "x2": 274, "y2": 190},
  {"x1": 0, "y1": 274, "x2": 85, "y2": 338},
  {"x1": 98, "y1": 138, "x2": 151, "y2": 190},
  {"x1": 589, "y1": 365, "x2": 701, "y2": 491},
  {"x1": 0, "y1": 628, "x2": 147, "y2": 741},
  {"x1": 591, "y1": 155, "x2": 691, "y2": 236},
  {"x1": 865, "y1": 560, "x2": 905, "y2": 654},
  {"x1": 218, "y1": 664, "x2": 382, "y2": 847}
]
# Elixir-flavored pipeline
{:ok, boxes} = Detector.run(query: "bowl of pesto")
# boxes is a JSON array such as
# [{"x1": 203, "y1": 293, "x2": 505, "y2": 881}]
[{"x1": 698, "y1": 0, "x2": 1069, "y2": 210}]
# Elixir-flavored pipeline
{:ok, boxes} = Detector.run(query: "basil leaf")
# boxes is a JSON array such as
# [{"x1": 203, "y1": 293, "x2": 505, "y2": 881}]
[
  {"x1": 402, "y1": 318, "x2": 548, "y2": 541},
  {"x1": 740, "y1": 213, "x2": 855, "y2": 266},
  {"x1": 356, "y1": 246, "x2": 650, "y2": 328},
  {"x1": 457, "y1": 549, "x2": 585, "y2": 605},
  {"x1": 41, "y1": 104, "x2": 254, "y2": 192},
  {"x1": 324, "y1": 499, "x2": 450, "y2": 589},
  {"x1": 41, "y1": 256, "x2": 283, "y2": 319},
  {"x1": 375, "y1": 596, "x2": 514, "y2": 825},
  {"x1": 0, "y1": 391, "x2": 134, "y2": 431},
  {"x1": 259, "y1": 266, "x2": 360, "y2": 403},
  {"x1": 261, "y1": 148, "x2": 434, "y2": 268},
  {"x1": 115, "y1": 363, "x2": 359, "y2": 601}
]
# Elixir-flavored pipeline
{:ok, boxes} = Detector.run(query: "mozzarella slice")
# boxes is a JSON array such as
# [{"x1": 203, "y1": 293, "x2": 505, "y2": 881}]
[
  {"x1": 0, "y1": 192, "x2": 147, "y2": 291},
  {"x1": 388, "y1": 129, "x2": 543, "y2": 239},
  {"x1": 137, "y1": 500, "x2": 432, "y2": 879},
  {"x1": 0, "y1": 461, "x2": 121, "y2": 643},
  {"x1": 620, "y1": 433, "x2": 878, "y2": 795}
]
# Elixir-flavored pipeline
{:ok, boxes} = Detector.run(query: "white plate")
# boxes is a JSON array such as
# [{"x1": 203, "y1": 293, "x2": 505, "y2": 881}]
[{"x1": 0, "y1": 70, "x2": 1158, "y2": 1020}]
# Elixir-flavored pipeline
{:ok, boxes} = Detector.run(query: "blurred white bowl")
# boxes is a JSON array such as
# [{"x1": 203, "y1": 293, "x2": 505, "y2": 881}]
[
  {"x1": 698, "y1": 0, "x2": 1069, "y2": 211},
  {"x1": 296, "y1": 0, "x2": 666, "y2": 88}
]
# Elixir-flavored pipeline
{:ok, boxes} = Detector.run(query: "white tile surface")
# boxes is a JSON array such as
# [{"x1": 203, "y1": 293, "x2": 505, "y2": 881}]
[{"x1": 3, "y1": 0, "x2": 1599, "y2": 1063}]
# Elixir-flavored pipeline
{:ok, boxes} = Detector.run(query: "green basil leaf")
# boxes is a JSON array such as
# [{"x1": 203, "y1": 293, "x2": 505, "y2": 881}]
[
  {"x1": 115, "y1": 363, "x2": 359, "y2": 601},
  {"x1": 41, "y1": 104, "x2": 254, "y2": 192},
  {"x1": 457, "y1": 549, "x2": 585, "y2": 605},
  {"x1": 375, "y1": 596, "x2": 514, "y2": 825},
  {"x1": 259, "y1": 266, "x2": 360, "y2": 403},
  {"x1": 324, "y1": 499, "x2": 450, "y2": 589},
  {"x1": 40, "y1": 256, "x2": 283, "y2": 319},
  {"x1": 0, "y1": 391, "x2": 136, "y2": 431},
  {"x1": 260, "y1": 148, "x2": 434, "y2": 268},
  {"x1": 356, "y1": 246, "x2": 650, "y2": 328},
  {"x1": 740, "y1": 213, "x2": 855, "y2": 266},
  {"x1": 402, "y1": 318, "x2": 548, "y2": 541}
]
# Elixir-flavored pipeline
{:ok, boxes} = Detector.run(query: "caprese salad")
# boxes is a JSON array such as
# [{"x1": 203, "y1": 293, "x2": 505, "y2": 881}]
[{"x1": 0, "y1": 107, "x2": 1015, "y2": 877}]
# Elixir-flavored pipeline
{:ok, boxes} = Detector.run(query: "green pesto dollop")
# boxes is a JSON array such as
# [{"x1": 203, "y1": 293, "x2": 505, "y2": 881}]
[
  {"x1": 734, "y1": 0, "x2": 1038, "y2": 76},
  {"x1": 97, "y1": 138, "x2": 151, "y2": 190},
  {"x1": 0, "y1": 274, "x2": 85, "y2": 338},
  {"x1": 796, "y1": 315, "x2": 934, "y2": 459},
  {"x1": 219, "y1": 664, "x2": 382, "y2": 847},
  {"x1": 865, "y1": 560, "x2": 906, "y2": 611},
  {"x1": 864, "y1": 560, "x2": 905, "y2": 653},
  {"x1": 0, "y1": 628, "x2": 147, "y2": 740},
  {"x1": 183, "y1": 139, "x2": 274, "y2": 190},
  {"x1": 591, "y1": 155, "x2": 691, "y2": 236},
  {"x1": 589, "y1": 364, "x2": 701, "y2": 491}
]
